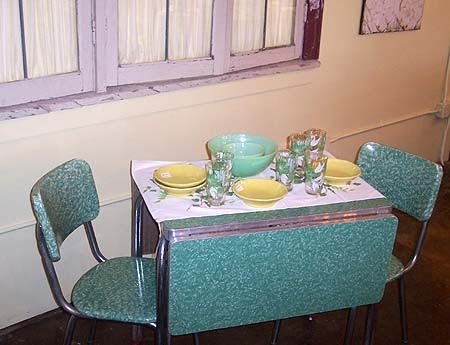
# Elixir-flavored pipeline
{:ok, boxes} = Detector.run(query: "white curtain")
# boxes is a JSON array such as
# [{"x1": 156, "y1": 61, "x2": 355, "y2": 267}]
[
  {"x1": 119, "y1": 0, "x2": 213, "y2": 64},
  {"x1": 168, "y1": 0, "x2": 212, "y2": 60},
  {"x1": 22, "y1": 0, "x2": 78, "y2": 79},
  {"x1": 232, "y1": 0, "x2": 265, "y2": 54},
  {"x1": 119, "y1": 0, "x2": 166, "y2": 65},
  {"x1": 265, "y1": 0, "x2": 295, "y2": 48},
  {"x1": 0, "y1": 0, "x2": 24, "y2": 83},
  {"x1": 232, "y1": 0, "x2": 295, "y2": 54}
]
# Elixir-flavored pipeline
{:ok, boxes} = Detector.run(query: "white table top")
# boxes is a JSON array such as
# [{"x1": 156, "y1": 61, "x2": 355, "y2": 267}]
[{"x1": 132, "y1": 160, "x2": 385, "y2": 224}]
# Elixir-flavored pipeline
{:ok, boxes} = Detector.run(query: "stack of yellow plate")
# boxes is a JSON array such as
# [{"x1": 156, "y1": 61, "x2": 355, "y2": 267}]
[{"x1": 153, "y1": 164, "x2": 206, "y2": 196}]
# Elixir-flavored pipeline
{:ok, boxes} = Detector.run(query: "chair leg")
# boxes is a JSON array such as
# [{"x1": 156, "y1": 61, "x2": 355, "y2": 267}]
[
  {"x1": 193, "y1": 333, "x2": 200, "y2": 345},
  {"x1": 63, "y1": 315, "x2": 78, "y2": 345},
  {"x1": 157, "y1": 327, "x2": 171, "y2": 345},
  {"x1": 131, "y1": 325, "x2": 143, "y2": 345},
  {"x1": 343, "y1": 307, "x2": 357, "y2": 345},
  {"x1": 398, "y1": 276, "x2": 409, "y2": 344},
  {"x1": 363, "y1": 304, "x2": 377, "y2": 345},
  {"x1": 271, "y1": 320, "x2": 282, "y2": 345},
  {"x1": 87, "y1": 319, "x2": 97, "y2": 345}
]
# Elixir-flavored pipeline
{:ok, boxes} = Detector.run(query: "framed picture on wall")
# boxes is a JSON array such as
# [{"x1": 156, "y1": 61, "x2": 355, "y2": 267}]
[{"x1": 360, "y1": 0, "x2": 425, "y2": 35}]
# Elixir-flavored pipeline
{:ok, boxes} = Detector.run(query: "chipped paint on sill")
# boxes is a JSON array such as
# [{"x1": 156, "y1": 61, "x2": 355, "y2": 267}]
[{"x1": 0, "y1": 59, "x2": 319, "y2": 122}]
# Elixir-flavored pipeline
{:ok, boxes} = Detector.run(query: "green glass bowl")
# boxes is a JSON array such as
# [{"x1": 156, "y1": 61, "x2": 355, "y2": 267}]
[
  {"x1": 207, "y1": 133, "x2": 278, "y2": 177},
  {"x1": 223, "y1": 142, "x2": 265, "y2": 158}
]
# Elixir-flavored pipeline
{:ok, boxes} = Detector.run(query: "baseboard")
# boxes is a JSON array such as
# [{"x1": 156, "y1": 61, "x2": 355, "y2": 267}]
[{"x1": 0, "y1": 308, "x2": 62, "y2": 336}]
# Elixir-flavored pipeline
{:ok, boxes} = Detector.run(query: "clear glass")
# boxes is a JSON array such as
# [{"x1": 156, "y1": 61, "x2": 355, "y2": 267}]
[
  {"x1": 119, "y1": 0, "x2": 213, "y2": 64},
  {"x1": 231, "y1": 0, "x2": 265, "y2": 53},
  {"x1": 0, "y1": 0, "x2": 24, "y2": 83},
  {"x1": 275, "y1": 149, "x2": 297, "y2": 191},
  {"x1": 23, "y1": 0, "x2": 78, "y2": 78},
  {"x1": 119, "y1": 0, "x2": 166, "y2": 64},
  {"x1": 304, "y1": 150, "x2": 328, "y2": 195},
  {"x1": 232, "y1": 0, "x2": 295, "y2": 54},
  {"x1": 212, "y1": 151, "x2": 234, "y2": 191},
  {"x1": 265, "y1": 0, "x2": 296, "y2": 48},
  {"x1": 168, "y1": 0, "x2": 213, "y2": 60},
  {"x1": 205, "y1": 160, "x2": 229, "y2": 206}
]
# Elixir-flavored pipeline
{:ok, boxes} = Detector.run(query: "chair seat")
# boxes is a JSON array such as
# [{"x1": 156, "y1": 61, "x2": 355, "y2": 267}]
[
  {"x1": 387, "y1": 255, "x2": 405, "y2": 282},
  {"x1": 72, "y1": 257, "x2": 156, "y2": 325}
]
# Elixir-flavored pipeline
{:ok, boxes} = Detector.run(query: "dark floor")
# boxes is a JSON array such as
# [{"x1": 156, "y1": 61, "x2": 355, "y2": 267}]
[{"x1": 1, "y1": 166, "x2": 449, "y2": 345}]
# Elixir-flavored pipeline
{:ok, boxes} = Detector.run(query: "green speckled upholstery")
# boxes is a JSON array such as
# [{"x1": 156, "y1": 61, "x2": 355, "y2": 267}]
[
  {"x1": 168, "y1": 216, "x2": 398, "y2": 335},
  {"x1": 357, "y1": 142, "x2": 443, "y2": 222},
  {"x1": 356, "y1": 142, "x2": 443, "y2": 343},
  {"x1": 30, "y1": 159, "x2": 100, "y2": 261},
  {"x1": 30, "y1": 159, "x2": 157, "y2": 332},
  {"x1": 72, "y1": 257, "x2": 156, "y2": 324}
]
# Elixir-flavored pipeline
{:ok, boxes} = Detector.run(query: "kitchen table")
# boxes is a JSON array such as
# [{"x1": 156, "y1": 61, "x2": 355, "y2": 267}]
[{"x1": 131, "y1": 160, "x2": 398, "y2": 345}]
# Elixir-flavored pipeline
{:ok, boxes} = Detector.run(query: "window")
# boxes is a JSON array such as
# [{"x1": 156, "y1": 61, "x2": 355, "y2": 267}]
[
  {"x1": 105, "y1": 0, "x2": 310, "y2": 87},
  {"x1": 0, "y1": 0, "x2": 94, "y2": 107},
  {"x1": 0, "y1": 0, "x2": 324, "y2": 109}
]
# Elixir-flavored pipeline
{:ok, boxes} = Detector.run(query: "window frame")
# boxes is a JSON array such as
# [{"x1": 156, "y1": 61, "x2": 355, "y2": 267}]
[
  {"x1": 229, "y1": 0, "x2": 306, "y2": 72},
  {"x1": 103, "y1": 0, "x2": 226, "y2": 87},
  {"x1": 103, "y1": 0, "x2": 309, "y2": 88},
  {"x1": 0, "y1": 0, "x2": 324, "y2": 111},
  {"x1": 0, "y1": 0, "x2": 95, "y2": 108}
]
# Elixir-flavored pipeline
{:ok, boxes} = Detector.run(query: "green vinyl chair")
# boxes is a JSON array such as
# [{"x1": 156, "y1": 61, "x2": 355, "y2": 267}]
[
  {"x1": 356, "y1": 142, "x2": 443, "y2": 345},
  {"x1": 30, "y1": 159, "x2": 158, "y2": 345}
]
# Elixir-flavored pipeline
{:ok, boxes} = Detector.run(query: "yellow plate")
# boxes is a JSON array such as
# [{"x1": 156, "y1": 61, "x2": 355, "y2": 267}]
[
  {"x1": 154, "y1": 179, "x2": 205, "y2": 197},
  {"x1": 154, "y1": 164, "x2": 206, "y2": 188},
  {"x1": 233, "y1": 179, "x2": 288, "y2": 208},
  {"x1": 325, "y1": 159, "x2": 361, "y2": 185}
]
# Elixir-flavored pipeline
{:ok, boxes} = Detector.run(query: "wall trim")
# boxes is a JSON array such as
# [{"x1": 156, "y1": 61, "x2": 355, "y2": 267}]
[
  {"x1": 329, "y1": 110, "x2": 437, "y2": 143},
  {"x1": 0, "y1": 110, "x2": 440, "y2": 236},
  {"x1": 0, "y1": 194, "x2": 131, "y2": 236}
]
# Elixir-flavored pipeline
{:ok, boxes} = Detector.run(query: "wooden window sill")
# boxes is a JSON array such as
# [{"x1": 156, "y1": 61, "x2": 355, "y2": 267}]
[{"x1": 0, "y1": 59, "x2": 319, "y2": 122}]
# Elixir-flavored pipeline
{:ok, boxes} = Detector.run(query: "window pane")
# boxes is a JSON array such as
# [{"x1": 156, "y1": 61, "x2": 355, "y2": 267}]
[
  {"x1": 168, "y1": 0, "x2": 213, "y2": 60},
  {"x1": 23, "y1": 0, "x2": 78, "y2": 79},
  {"x1": 265, "y1": 0, "x2": 295, "y2": 48},
  {"x1": 0, "y1": 0, "x2": 24, "y2": 83},
  {"x1": 232, "y1": 0, "x2": 265, "y2": 54},
  {"x1": 119, "y1": 0, "x2": 166, "y2": 65}
]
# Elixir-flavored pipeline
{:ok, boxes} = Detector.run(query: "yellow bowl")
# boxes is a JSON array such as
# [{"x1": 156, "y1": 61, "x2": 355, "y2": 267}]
[
  {"x1": 154, "y1": 164, "x2": 206, "y2": 188},
  {"x1": 233, "y1": 179, "x2": 288, "y2": 208},
  {"x1": 325, "y1": 159, "x2": 361, "y2": 185},
  {"x1": 154, "y1": 179, "x2": 205, "y2": 197}
]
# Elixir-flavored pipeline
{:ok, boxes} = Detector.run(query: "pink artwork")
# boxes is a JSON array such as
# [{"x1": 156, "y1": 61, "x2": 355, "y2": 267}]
[{"x1": 360, "y1": 0, "x2": 425, "y2": 34}]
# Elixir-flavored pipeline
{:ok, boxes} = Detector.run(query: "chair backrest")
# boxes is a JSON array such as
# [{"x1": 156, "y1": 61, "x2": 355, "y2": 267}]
[
  {"x1": 357, "y1": 142, "x2": 443, "y2": 222},
  {"x1": 30, "y1": 159, "x2": 100, "y2": 262}
]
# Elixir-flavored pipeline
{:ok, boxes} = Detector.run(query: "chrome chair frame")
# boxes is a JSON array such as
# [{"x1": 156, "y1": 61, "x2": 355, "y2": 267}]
[
  {"x1": 31, "y1": 159, "x2": 158, "y2": 345},
  {"x1": 356, "y1": 142, "x2": 443, "y2": 345},
  {"x1": 35, "y1": 221, "x2": 157, "y2": 345},
  {"x1": 272, "y1": 142, "x2": 442, "y2": 345}
]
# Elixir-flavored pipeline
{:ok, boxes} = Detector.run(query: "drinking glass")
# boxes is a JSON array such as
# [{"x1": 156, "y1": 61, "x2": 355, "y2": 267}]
[
  {"x1": 275, "y1": 149, "x2": 298, "y2": 191},
  {"x1": 205, "y1": 160, "x2": 229, "y2": 206},
  {"x1": 212, "y1": 151, "x2": 234, "y2": 190},
  {"x1": 304, "y1": 128, "x2": 327, "y2": 154},
  {"x1": 288, "y1": 132, "x2": 308, "y2": 180},
  {"x1": 304, "y1": 150, "x2": 328, "y2": 195}
]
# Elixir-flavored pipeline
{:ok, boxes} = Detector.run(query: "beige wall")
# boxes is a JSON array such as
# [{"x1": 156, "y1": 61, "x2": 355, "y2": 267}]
[{"x1": 1, "y1": 0, "x2": 449, "y2": 329}]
